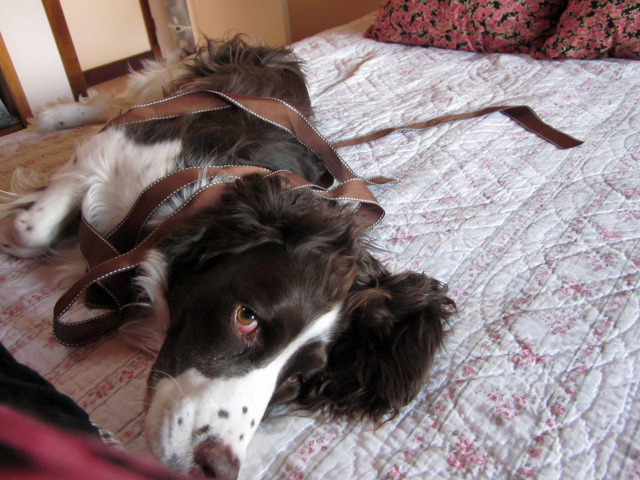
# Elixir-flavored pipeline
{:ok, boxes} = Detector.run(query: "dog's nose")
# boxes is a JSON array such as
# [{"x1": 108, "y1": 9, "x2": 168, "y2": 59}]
[{"x1": 192, "y1": 436, "x2": 240, "y2": 480}]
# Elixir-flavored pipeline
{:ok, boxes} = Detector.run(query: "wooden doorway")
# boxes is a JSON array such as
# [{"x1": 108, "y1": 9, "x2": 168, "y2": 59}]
[{"x1": 41, "y1": 0, "x2": 159, "y2": 100}]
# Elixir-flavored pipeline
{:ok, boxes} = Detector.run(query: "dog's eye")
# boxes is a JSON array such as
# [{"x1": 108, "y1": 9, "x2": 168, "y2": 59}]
[
  {"x1": 286, "y1": 374, "x2": 303, "y2": 385},
  {"x1": 236, "y1": 306, "x2": 257, "y2": 325},
  {"x1": 235, "y1": 306, "x2": 259, "y2": 334}
]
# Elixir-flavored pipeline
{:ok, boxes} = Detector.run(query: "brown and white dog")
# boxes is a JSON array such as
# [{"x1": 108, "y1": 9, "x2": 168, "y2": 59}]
[{"x1": 0, "y1": 38, "x2": 454, "y2": 479}]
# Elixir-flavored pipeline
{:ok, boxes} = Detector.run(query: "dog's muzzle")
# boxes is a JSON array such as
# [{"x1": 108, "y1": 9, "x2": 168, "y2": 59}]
[{"x1": 145, "y1": 367, "x2": 282, "y2": 479}]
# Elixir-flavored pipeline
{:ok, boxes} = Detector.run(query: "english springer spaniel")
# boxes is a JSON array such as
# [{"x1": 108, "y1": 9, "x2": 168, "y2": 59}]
[{"x1": 0, "y1": 37, "x2": 454, "y2": 480}]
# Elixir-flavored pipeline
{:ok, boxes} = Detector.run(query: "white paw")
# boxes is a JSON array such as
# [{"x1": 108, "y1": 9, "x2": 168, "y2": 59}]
[
  {"x1": 30, "y1": 95, "x2": 124, "y2": 132},
  {"x1": 14, "y1": 208, "x2": 36, "y2": 233},
  {"x1": 0, "y1": 214, "x2": 48, "y2": 258},
  {"x1": 13, "y1": 206, "x2": 56, "y2": 248},
  {"x1": 31, "y1": 99, "x2": 80, "y2": 132}
]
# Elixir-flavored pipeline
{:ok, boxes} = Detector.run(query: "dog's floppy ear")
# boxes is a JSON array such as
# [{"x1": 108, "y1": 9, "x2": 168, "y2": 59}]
[{"x1": 299, "y1": 256, "x2": 455, "y2": 421}]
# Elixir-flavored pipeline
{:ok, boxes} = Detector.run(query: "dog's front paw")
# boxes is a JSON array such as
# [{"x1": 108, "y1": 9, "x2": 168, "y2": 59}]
[
  {"x1": 13, "y1": 205, "x2": 60, "y2": 248},
  {"x1": 14, "y1": 207, "x2": 37, "y2": 235},
  {"x1": 0, "y1": 214, "x2": 48, "y2": 258}
]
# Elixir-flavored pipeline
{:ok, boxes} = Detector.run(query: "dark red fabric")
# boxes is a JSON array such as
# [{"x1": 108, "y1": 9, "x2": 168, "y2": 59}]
[{"x1": 0, "y1": 406, "x2": 193, "y2": 480}]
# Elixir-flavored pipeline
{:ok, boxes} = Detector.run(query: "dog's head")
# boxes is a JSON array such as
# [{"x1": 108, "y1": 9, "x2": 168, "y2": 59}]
[{"x1": 141, "y1": 175, "x2": 454, "y2": 479}]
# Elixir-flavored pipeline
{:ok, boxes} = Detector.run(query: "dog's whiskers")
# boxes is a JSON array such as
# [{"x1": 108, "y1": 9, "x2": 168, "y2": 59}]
[{"x1": 150, "y1": 369, "x2": 185, "y2": 398}]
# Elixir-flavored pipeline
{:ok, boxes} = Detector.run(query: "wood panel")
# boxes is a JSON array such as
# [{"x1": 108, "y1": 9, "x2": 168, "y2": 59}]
[
  {"x1": 41, "y1": 0, "x2": 87, "y2": 99},
  {"x1": 0, "y1": 32, "x2": 32, "y2": 130},
  {"x1": 83, "y1": 50, "x2": 155, "y2": 87},
  {"x1": 139, "y1": 0, "x2": 161, "y2": 58},
  {"x1": 288, "y1": 0, "x2": 379, "y2": 42}
]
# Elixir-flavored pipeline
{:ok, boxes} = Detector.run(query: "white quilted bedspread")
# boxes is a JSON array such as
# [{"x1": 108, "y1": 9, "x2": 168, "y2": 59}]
[{"x1": 1, "y1": 14, "x2": 639, "y2": 480}]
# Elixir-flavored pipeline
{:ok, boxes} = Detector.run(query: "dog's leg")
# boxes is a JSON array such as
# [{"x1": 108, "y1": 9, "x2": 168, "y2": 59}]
[
  {"x1": 0, "y1": 159, "x2": 85, "y2": 258},
  {"x1": 31, "y1": 56, "x2": 188, "y2": 132},
  {"x1": 30, "y1": 93, "x2": 128, "y2": 132}
]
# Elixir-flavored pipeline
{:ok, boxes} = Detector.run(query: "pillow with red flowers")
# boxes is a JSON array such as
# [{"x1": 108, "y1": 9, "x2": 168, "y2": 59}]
[
  {"x1": 532, "y1": 0, "x2": 640, "y2": 59},
  {"x1": 364, "y1": 0, "x2": 567, "y2": 54}
]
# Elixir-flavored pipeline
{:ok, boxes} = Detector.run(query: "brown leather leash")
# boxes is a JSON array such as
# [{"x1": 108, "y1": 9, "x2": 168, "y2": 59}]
[
  {"x1": 52, "y1": 90, "x2": 583, "y2": 346},
  {"x1": 331, "y1": 104, "x2": 583, "y2": 150}
]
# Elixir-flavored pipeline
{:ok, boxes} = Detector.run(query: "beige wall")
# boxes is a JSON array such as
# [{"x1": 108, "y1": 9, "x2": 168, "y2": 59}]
[
  {"x1": 187, "y1": 0, "x2": 291, "y2": 46},
  {"x1": 288, "y1": 0, "x2": 379, "y2": 42},
  {"x1": 185, "y1": 0, "x2": 380, "y2": 47},
  {"x1": 60, "y1": 0, "x2": 150, "y2": 70},
  {"x1": 0, "y1": 0, "x2": 72, "y2": 111}
]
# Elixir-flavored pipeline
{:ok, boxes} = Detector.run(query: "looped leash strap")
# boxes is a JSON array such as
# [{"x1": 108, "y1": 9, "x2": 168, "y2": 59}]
[
  {"x1": 55, "y1": 175, "x2": 260, "y2": 345},
  {"x1": 105, "y1": 90, "x2": 389, "y2": 226},
  {"x1": 80, "y1": 165, "x2": 272, "y2": 269},
  {"x1": 55, "y1": 169, "x2": 382, "y2": 345},
  {"x1": 55, "y1": 91, "x2": 390, "y2": 345},
  {"x1": 54, "y1": 91, "x2": 583, "y2": 346},
  {"x1": 79, "y1": 165, "x2": 273, "y2": 311}
]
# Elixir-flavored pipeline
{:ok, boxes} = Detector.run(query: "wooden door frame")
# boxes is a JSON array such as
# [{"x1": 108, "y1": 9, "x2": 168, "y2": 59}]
[
  {"x1": 139, "y1": 0, "x2": 160, "y2": 58},
  {"x1": 0, "y1": 32, "x2": 32, "y2": 131},
  {"x1": 41, "y1": 0, "x2": 159, "y2": 99},
  {"x1": 41, "y1": 0, "x2": 87, "y2": 100}
]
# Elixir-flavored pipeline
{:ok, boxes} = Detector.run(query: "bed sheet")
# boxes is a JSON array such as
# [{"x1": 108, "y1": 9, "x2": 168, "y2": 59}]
[{"x1": 1, "y1": 13, "x2": 639, "y2": 480}]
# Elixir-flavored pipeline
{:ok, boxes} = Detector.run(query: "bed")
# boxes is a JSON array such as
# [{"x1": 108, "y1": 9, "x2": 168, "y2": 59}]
[{"x1": 1, "y1": 6, "x2": 639, "y2": 480}]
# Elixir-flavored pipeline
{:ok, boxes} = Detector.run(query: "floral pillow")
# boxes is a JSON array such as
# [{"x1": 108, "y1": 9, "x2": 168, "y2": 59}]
[
  {"x1": 364, "y1": 0, "x2": 567, "y2": 54},
  {"x1": 532, "y1": 0, "x2": 640, "y2": 59}
]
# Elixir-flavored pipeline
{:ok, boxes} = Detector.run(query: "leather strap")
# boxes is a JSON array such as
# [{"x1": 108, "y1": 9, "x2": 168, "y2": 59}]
[
  {"x1": 79, "y1": 165, "x2": 272, "y2": 311},
  {"x1": 53, "y1": 91, "x2": 583, "y2": 346},
  {"x1": 106, "y1": 91, "x2": 388, "y2": 226},
  {"x1": 332, "y1": 105, "x2": 583, "y2": 150},
  {"x1": 55, "y1": 178, "x2": 245, "y2": 345},
  {"x1": 56, "y1": 91, "x2": 390, "y2": 345}
]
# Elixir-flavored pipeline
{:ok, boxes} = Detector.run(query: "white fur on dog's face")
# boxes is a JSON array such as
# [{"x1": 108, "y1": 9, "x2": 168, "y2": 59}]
[{"x1": 145, "y1": 306, "x2": 340, "y2": 476}]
